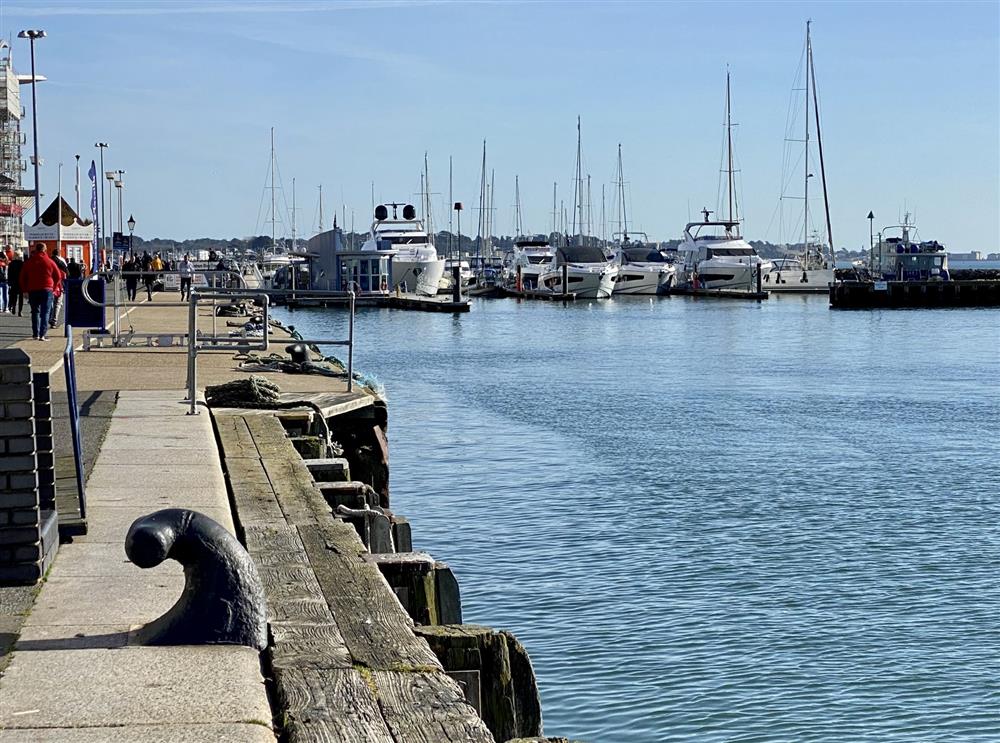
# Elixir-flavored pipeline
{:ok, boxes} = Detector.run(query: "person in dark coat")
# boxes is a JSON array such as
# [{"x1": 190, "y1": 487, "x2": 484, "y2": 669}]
[
  {"x1": 141, "y1": 252, "x2": 155, "y2": 301},
  {"x1": 7, "y1": 250, "x2": 24, "y2": 316},
  {"x1": 67, "y1": 257, "x2": 83, "y2": 279},
  {"x1": 123, "y1": 255, "x2": 139, "y2": 301}
]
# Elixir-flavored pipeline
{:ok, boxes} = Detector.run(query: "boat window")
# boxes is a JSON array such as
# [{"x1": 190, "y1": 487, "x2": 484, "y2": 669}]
[
  {"x1": 707, "y1": 247, "x2": 753, "y2": 257},
  {"x1": 527, "y1": 255, "x2": 550, "y2": 264}
]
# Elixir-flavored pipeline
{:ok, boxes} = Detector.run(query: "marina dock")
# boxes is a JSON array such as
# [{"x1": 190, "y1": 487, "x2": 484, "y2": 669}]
[
  {"x1": 0, "y1": 292, "x2": 561, "y2": 742},
  {"x1": 830, "y1": 279, "x2": 1000, "y2": 309}
]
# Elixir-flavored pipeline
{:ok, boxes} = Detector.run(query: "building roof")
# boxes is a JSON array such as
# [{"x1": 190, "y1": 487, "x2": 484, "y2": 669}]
[{"x1": 33, "y1": 195, "x2": 93, "y2": 227}]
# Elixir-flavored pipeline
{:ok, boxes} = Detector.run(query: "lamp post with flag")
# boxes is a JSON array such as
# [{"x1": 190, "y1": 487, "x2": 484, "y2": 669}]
[{"x1": 88, "y1": 159, "x2": 100, "y2": 273}]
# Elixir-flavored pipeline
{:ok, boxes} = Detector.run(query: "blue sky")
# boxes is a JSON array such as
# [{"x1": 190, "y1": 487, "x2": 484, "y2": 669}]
[{"x1": 2, "y1": 0, "x2": 997, "y2": 251}]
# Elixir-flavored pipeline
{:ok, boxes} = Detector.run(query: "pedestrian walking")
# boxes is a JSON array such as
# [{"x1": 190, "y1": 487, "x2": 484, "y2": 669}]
[
  {"x1": 123, "y1": 255, "x2": 139, "y2": 301},
  {"x1": 49, "y1": 251, "x2": 68, "y2": 329},
  {"x1": 7, "y1": 250, "x2": 24, "y2": 316},
  {"x1": 0, "y1": 255, "x2": 8, "y2": 313},
  {"x1": 178, "y1": 253, "x2": 195, "y2": 301},
  {"x1": 141, "y1": 251, "x2": 155, "y2": 301},
  {"x1": 19, "y1": 244, "x2": 61, "y2": 341}
]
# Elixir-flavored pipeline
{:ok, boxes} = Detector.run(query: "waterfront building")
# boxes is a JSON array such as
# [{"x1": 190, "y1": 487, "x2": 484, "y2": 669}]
[
  {"x1": 0, "y1": 44, "x2": 34, "y2": 253},
  {"x1": 24, "y1": 195, "x2": 95, "y2": 267}
]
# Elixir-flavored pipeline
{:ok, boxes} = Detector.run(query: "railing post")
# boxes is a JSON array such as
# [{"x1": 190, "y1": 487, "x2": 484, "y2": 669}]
[
  {"x1": 348, "y1": 289, "x2": 355, "y2": 392},
  {"x1": 63, "y1": 326, "x2": 87, "y2": 520},
  {"x1": 187, "y1": 291, "x2": 198, "y2": 416}
]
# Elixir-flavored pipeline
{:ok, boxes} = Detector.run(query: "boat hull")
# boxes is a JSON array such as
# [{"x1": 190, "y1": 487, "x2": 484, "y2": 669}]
[
  {"x1": 392, "y1": 258, "x2": 446, "y2": 296},
  {"x1": 613, "y1": 266, "x2": 676, "y2": 295},
  {"x1": 540, "y1": 265, "x2": 618, "y2": 298},
  {"x1": 762, "y1": 267, "x2": 834, "y2": 293}
]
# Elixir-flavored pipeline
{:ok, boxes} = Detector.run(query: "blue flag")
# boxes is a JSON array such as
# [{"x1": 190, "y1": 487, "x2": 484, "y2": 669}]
[{"x1": 89, "y1": 160, "x2": 99, "y2": 273}]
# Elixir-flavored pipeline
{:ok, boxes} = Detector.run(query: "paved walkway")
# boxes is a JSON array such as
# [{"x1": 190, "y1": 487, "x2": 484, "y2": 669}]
[{"x1": 0, "y1": 391, "x2": 276, "y2": 742}]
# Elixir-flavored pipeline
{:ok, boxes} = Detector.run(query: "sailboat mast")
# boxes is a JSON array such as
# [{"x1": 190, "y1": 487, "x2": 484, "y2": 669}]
[
  {"x1": 600, "y1": 183, "x2": 606, "y2": 245},
  {"x1": 803, "y1": 21, "x2": 811, "y2": 256},
  {"x1": 618, "y1": 144, "x2": 629, "y2": 240},
  {"x1": 270, "y1": 127, "x2": 276, "y2": 253},
  {"x1": 423, "y1": 152, "x2": 433, "y2": 237},
  {"x1": 489, "y1": 168, "x2": 495, "y2": 261},
  {"x1": 477, "y1": 141, "x2": 486, "y2": 269},
  {"x1": 291, "y1": 177, "x2": 296, "y2": 251},
  {"x1": 515, "y1": 175, "x2": 522, "y2": 237},
  {"x1": 574, "y1": 116, "x2": 584, "y2": 241},
  {"x1": 809, "y1": 24, "x2": 834, "y2": 264},
  {"x1": 448, "y1": 157, "x2": 454, "y2": 259},
  {"x1": 552, "y1": 182, "x2": 557, "y2": 236},
  {"x1": 586, "y1": 174, "x2": 592, "y2": 239},
  {"x1": 318, "y1": 185, "x2": 323, "y2": 232},
  {"x1": 726, "y1": 71, "x2": 735, "y2": 225}
]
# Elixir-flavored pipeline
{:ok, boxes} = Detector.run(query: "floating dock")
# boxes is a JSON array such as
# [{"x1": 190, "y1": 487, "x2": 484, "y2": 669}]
[
  {"x1": 830, "y1": 280, "x2": 1000, "y2": 309},
  {"x1": 280, "y1": 292, "x2": 471, "y2": 313},
  {"x1": 666, "y1": 286, "x2": 769, "y2": 300},
  {"x1": 501, "y1": 287, "x2": 577, "y2": 301}
]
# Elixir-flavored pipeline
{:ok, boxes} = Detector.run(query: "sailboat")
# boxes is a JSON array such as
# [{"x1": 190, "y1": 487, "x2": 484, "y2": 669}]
[
  {"x1": 676, "y1": 71, "x2": 769, "y2": 291},
  {"x1": 764, "y1": 21, "x2": 835, "y2": 293},
  {"x1": 538, "y1": 117, "x2": 618, "y2": 298},
  {"x1": 610, "y1": 144, "x2": 676, "y2": 295}
]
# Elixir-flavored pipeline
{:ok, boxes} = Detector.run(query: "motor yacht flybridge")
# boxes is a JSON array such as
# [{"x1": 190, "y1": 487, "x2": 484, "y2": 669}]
[
  {"x1": 360, "y1": 202, "x2": 445, "y2": 296},
  {"x1": 677, "y1": 71, "x2": 769, "y2": 292},
  {"x1": 677, "y1": 209, "x2": 768, "y2": 290}
]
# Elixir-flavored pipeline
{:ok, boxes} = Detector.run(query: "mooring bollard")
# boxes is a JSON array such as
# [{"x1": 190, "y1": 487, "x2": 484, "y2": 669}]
[{"x1": 125, "y1": 508, "x2": 267, "y2": 649}]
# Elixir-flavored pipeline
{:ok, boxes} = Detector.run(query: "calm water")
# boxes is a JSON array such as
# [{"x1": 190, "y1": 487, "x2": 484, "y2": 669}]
[{"x1": 275, "y1": 296, "x2": 1000, "y2": 742}]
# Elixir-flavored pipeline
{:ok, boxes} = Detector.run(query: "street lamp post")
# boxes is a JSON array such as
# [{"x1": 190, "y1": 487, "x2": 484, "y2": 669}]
[
  {"x1": 116, "y1": 170, "x2": 126, "y2": 234},
  {"x1": 18, "y1": 29, "x2": 46, "y2": 220},
  {"x1": 867, "y1": 211, "x2": 875, "y2": 271},
  {"x1": 95, "y1": 143, "x2": 108, "y2": 254},
  {"x1": 105, "y1": 171, "x2": 115, "y2": 250},
  {"x1": 127, "y1": 214, "x2": 135, "y2": 256},
  {"x1": 115, "y1": 178, "x2": 124, "y2": 236}
]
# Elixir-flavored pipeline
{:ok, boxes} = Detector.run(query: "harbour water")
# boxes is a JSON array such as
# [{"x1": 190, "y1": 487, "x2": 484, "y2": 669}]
[{"x1": 275, "y1": 297, "x2": 1000, "y2": 742}]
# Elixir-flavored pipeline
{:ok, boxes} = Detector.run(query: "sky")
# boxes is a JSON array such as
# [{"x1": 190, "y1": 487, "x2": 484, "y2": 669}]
[{"x1": 1, "y1": 0, "x2": 997, "y2": 251}]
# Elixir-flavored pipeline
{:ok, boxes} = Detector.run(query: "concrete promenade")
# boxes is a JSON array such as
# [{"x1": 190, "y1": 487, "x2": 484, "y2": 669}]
[{"x1": 0, "y1": 293, "x2": 298, "y2": 741}]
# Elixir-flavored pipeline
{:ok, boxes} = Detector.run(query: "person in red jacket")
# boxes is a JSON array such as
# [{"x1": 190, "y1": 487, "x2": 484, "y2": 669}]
[{"x1": 19, "y1": 243, "x2": 62, "y2": 341}]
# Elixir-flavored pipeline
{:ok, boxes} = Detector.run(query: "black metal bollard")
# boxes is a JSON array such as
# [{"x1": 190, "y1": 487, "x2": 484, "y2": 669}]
[{"x1": 125, "y1": 508, "x2": 267, "y2": 649}]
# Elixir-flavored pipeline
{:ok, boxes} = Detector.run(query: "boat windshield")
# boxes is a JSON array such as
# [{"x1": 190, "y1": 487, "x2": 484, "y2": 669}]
[
  {"x1": 383, "y1": 235, "x2": 428, "y2": 245},
  {"x1": 558, "y1": 246, "x2": 607, "y2": 264},
  {"x1": 623, "y1": 247, "x2": 665, "y2": 263},
  {"x1": 527, "y1": 255, "x2": 551, "y2": 264}
]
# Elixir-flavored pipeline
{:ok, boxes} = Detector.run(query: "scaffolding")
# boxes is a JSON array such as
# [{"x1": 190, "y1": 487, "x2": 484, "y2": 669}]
[{"x1": 0, "y1": 46, "x2": 30, "y2": 252}]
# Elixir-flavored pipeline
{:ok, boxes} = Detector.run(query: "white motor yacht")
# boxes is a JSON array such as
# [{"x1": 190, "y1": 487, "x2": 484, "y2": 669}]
[
  {"x1": 506, "y1": 237, "x2": 555, "y2": 290},
  {"x1": 360, "y1": 203, "x2": 445, "y2": 296},
  {"x1": 612, "y1": 237, "x2": 677, "y2": 295},
  {"x1": 676, "y1": 212, "x2": 770, "y2": 291},
  {"x1": 539, "y1": 244, "x2": 618, "y2": 298}
]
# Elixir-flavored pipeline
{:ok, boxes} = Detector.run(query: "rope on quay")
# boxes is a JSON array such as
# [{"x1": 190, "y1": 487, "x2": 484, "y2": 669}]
[{"x1": 204, "y1": 376, "x2": 342, "y2": 457}]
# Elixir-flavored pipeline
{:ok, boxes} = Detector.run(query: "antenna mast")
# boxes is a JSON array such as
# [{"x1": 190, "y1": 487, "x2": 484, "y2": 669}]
[{"x1": 318, "y1": 185, "x2": 324, "y2": 232}]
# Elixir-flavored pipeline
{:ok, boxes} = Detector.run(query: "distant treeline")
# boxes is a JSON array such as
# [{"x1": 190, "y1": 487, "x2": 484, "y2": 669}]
[{"x1": 129, "y1": 231, "x2": 863, "y2": 260}]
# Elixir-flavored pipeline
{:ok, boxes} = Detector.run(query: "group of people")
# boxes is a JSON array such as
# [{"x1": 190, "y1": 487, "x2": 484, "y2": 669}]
[
  {"x1": 118, "y1": 252, "x2": 196, "y2": 301},
  {"x1": 0, "y1": 244, "x2": 82, "y2": 341}
]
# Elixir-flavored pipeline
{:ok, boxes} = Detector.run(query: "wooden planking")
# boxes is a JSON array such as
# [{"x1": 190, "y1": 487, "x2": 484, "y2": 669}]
[
  {"x1": 275, "y1": 667, "x2": 395, "y2": 743},
  {"x1": 269, "y1": 622, "x2": 352, "y2": 671},
  {"x1": 298, "y1": 524, "x2": 441, "y2": 671},
  {"x1": 371, "y1": 670, "x2": 494, "y2": 743},
  {"x1": 214, "y1": 414, "x2": 260, "y2": 458}
]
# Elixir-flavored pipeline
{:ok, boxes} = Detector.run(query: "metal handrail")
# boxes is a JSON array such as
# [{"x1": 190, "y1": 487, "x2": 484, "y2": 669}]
[
  {"x1": 63, "y1": 326, "x2": 87, "y2": 520},
  {"x1": 185, "y1": 287, "x2": 356, "y2": 415}
]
